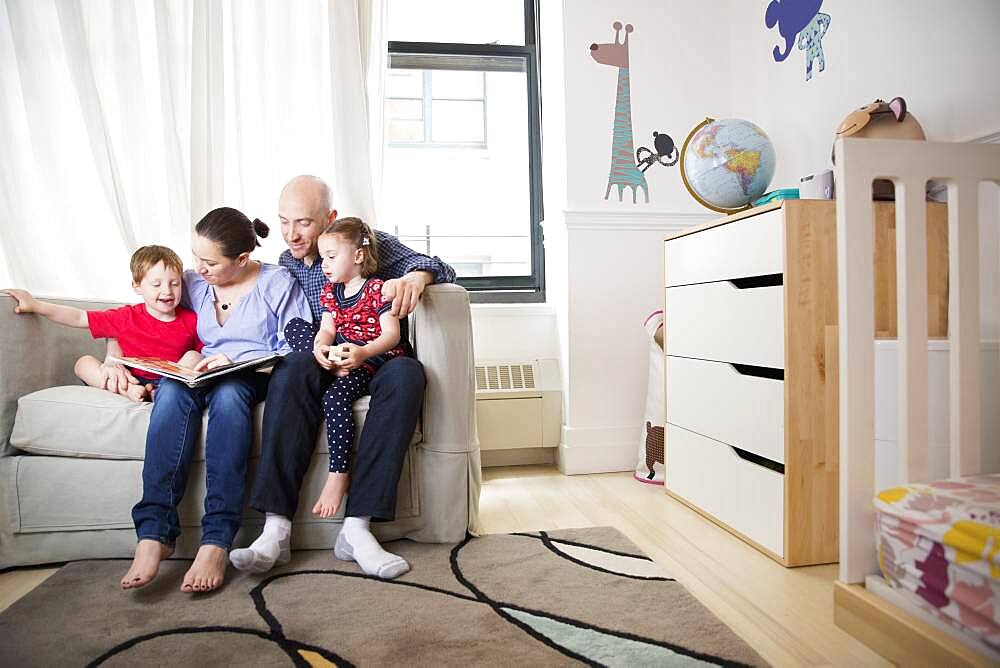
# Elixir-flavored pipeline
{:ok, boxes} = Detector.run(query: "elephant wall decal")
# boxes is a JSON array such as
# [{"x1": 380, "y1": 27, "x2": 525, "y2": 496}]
[{"x1": 764, "y1": 0, "x2": 823, "y2": 62}]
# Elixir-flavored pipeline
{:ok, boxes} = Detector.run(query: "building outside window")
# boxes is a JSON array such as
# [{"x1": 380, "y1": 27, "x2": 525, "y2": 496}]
[{"x1": 382, "y1": 0, "x2": 544, "y2": 301}]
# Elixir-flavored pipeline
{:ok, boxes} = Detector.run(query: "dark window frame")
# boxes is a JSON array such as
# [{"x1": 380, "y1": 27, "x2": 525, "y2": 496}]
[{"x1": 386, "y1": 0, "x2": 544, "y2": 303}]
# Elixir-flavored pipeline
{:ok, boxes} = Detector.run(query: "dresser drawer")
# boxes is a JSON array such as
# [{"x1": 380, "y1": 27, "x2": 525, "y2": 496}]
[
  {"x1": 665, "y1": 423, "x2": 784, "y2": 557},
  {"x1": 665, "y1": 209, "x2": 783, "y2": 287},
  {"x1": 666, "y1": 356, "x2": 784, "y2": 464},
  {"x1": 665, "y1": 281, "x2": 784, "y2": 368}
]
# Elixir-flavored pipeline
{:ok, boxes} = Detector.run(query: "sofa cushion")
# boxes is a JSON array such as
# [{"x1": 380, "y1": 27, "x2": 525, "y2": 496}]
[
  {"x1": 8, "y1": 385, "x2": 411, "y2": 462},
  {"x1": 3, "y1": 450, "x2": 420, "y2": 536}
]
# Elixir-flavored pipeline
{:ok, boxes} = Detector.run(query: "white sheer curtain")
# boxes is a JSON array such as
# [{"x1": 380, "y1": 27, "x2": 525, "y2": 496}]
[{"x1": 0, "y1": 0, "x2": 385, "y2": 300}]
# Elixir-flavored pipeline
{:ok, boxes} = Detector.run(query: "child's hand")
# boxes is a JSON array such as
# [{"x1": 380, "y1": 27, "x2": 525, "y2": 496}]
[
  {"x1": 100, "y1": 359, "x2": 140, "y2": 394},
  {"x1": 125, "y1": 383, "x2": 154, "y2": 403},
  {"x1": 313, "y1": 344, "x2": 336, "y2": 371},
  {"x1": 332, "y1": 343, "x2": 366, "y2": 372},
  {"x1": 3, "y1": 288, "x2": 37, "y2": 314},
  {"x1": 312, "y1": 472, "x2": 350, "y2": 519}
]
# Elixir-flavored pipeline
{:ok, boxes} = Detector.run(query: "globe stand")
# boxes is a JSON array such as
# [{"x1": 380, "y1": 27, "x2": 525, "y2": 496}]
[{"x1": 679, "y1": 117, "x2": 754, "y2": 215}]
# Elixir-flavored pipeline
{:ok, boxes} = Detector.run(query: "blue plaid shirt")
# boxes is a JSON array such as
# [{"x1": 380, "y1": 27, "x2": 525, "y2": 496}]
[{"x1": 279, "y1": 229, "x2": 456, "y2": 323}]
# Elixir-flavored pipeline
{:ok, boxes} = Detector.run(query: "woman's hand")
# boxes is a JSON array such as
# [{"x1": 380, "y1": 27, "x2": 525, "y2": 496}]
[
  {"x1": 313, "y1": 344, "x2": 336, "y2": 371},
  {"x1": 193, "y1": 353, "x2": 232, "y2": 372},
  {"x1": 177, "y1": 350, "x2": 204, "y2": 370},
  {"x1": 2, "y1": 288, "x2": 37, "y2": 314}
]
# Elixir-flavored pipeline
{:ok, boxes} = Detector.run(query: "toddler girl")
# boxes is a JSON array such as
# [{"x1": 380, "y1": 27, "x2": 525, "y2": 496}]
[{"x1": 284, "y1": 217, "x2": 406, "y2": 519}]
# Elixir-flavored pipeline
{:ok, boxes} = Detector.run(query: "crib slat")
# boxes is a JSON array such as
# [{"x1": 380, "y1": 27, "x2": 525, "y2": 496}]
[
  {"x1": 948, "y1": 179, "x2": 981, "y2": 477},
  {"x1": 835, "y1": 141, "x2": 877, "y2": 584},
  {"x1": 896, "y1": 179, "x2": 929, "y2": 484}
]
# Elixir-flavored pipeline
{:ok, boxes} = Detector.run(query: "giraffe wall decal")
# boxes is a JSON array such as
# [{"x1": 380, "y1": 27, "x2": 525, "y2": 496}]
[{"x1": 590, "y1": 21, "x2": 648, "y2": 204}]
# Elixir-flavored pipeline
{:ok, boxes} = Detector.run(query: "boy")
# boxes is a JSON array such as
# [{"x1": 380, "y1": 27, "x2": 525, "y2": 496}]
[{"x1": 4, "y1": 245, "x2": 202, "y2": 401}]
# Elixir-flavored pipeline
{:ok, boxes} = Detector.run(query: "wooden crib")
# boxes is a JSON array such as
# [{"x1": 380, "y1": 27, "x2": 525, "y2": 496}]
[{"x1": 832, "y1": 138, "x2": 1000, "y2": 666}]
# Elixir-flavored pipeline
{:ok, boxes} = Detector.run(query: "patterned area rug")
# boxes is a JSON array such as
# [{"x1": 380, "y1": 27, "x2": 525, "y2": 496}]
[{"x1": 0, "y1": 527, "x2": 766, "y2": 666}]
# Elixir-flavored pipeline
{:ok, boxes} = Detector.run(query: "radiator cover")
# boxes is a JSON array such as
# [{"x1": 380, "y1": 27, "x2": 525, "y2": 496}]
[{"x1": 474, "y1": 358, "x2": 560, "y2": 451}]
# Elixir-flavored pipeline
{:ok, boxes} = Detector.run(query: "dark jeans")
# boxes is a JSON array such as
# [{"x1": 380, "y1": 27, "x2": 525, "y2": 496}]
[
  {"x1": 249, "y1": 351, "x2": 425, "y2": 521},
  {"x1": 132, "y1": 372, "x2": 270, "y2": 549}
]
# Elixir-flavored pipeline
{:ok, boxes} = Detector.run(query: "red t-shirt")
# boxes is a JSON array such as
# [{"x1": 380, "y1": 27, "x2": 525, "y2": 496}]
[{"x1": 87, "y1": 304, "x2": 202, "y2": 380}]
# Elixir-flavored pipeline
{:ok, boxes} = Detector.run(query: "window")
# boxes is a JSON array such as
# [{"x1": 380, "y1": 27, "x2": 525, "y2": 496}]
[
  {"x1": 387, "y1": 70, "x2": 486, "y2": 146},
  {"x1": 383, "y1": 0, "x2": 544, "y2": 301}
]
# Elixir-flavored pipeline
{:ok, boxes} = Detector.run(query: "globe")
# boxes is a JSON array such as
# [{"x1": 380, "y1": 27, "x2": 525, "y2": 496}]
[{"x1": 680, "y1": 118, "x2": 776, "y2": 213}]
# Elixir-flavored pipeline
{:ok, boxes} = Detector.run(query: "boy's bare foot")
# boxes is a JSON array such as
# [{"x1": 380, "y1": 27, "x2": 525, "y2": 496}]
[
  {"x1": 121, "y1": 539, "x2": 173, "y2": 589},
  {"x1": 312, "y1": 472, "x2": 349, "y2": 519},
  {"x1": 181, "y1": 544, "x2": 228, "y2": 593}
]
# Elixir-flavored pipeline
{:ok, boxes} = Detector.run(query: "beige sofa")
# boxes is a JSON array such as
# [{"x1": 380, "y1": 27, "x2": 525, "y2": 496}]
[{"x1": 0, "y1": 285, "x2": 481, "y2": 568}]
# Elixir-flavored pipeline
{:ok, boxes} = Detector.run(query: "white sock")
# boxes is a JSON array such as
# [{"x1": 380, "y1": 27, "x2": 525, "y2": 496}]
[
  {"x1": 334, "y1": 516, "x2": 410, "y2": 579},
  {"x1": 229, "y1": 513, "x2": 292, "y2": 573}
]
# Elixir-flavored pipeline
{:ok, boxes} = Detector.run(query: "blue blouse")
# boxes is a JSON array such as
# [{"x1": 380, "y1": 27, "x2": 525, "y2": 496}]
[{"x1": 182, "y1": 263, "x2": 312, "y2": 361}]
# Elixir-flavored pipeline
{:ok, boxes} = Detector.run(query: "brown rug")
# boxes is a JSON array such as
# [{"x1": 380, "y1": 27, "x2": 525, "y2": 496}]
[{"x1": 0, "y1": 527, "x2": 766, "y2": 666}]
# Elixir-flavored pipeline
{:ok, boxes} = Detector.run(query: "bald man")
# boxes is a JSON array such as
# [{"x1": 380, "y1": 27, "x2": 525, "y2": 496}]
[{"x1": 230, "y1": 175, "x2": 455, "y2": 578}]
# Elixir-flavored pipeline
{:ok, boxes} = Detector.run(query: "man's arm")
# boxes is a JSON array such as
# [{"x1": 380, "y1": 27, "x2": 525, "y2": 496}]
[
  {"x1": 375, "y1": 231, "x2": 456, "y2": 317},
  {"x1": 374, "y1": 230, "x2": 456, "y2": 284}
]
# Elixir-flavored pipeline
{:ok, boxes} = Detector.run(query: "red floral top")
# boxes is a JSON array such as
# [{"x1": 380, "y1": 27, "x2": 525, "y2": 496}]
[{"x1": 318, "y1": 278, "x2": 405, "y2": 372}]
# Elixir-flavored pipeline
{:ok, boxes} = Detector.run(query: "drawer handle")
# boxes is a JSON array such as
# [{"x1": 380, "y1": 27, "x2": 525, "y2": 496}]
[
  {"x1": 732, "y1": 446, "x2": 785, "y2": 474},
  {"x1": 730, "y1": 363, "x2": 784, "y2": 380},
  {"x1": 728, "y1": 273, "x2": 782, "y2": 289}
]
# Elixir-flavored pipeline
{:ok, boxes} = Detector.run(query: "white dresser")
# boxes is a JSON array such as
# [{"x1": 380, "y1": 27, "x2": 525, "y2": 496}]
[
  {"x1": 663, "y1": 200, "x2": 839, "y2": 567},
  {"x1": 663, "y1": 199, "x2": 949, "y2": 567}
]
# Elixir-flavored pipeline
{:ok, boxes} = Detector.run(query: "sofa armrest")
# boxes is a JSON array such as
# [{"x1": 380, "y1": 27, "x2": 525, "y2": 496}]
[
  {"x1": 0, "y1": 294, "x2": 121, "y2": 456},
  {"x1": 409, "y1": 284, "x2": 477, "y2": 456},
  {"x1": 407, "y1": 284, "x2": 482, "y2": 539}
]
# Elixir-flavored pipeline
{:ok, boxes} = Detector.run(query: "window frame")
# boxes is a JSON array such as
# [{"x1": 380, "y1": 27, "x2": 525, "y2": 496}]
[{"x1": 386, "y1": 0, "x2": 544, "y2": 303}]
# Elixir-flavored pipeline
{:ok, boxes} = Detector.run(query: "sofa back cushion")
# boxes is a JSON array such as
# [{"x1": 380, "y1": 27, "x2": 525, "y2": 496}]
[{"x1": 0, "y1": 294, "x2": 118, "y2": 456}]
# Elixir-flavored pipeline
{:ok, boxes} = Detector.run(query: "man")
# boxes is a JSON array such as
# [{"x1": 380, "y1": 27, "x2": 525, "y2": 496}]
[{"x1": 229, "y1": 175, "x2": 455, "y2": 578}]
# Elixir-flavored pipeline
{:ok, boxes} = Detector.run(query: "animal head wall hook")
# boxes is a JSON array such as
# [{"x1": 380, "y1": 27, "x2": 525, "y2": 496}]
[{"x1": 589, "y1": 21, "x2": 633, "y2": 68}]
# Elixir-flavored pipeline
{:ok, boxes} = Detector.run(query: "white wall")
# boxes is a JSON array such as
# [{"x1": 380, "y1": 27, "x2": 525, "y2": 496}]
[
  {"x1": 471, "y1": 304, "x2": 559, "y2": 361},
  {"x1": 556, "y1": 1, "x2": 725, "y2": 472},
  {"x1": 477, "y1": 0, "x2": 1000, "y2": 473},
  {"x1": 564, "y1": 2, "x2": 732, "y2": 213},
  {"x1": 728, "y1": 0, "x2": 1000, "y2": 187}
]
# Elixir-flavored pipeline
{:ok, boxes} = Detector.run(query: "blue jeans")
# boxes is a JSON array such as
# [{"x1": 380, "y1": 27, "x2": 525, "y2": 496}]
[{"x1": 131, "y1": 372, "x2": 270, "y2": 549}]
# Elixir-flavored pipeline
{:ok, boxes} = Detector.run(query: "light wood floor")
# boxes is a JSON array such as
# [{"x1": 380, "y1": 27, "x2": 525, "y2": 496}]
[{"x1": 0, "y1": 465, "x2": 888, "y2": 666}]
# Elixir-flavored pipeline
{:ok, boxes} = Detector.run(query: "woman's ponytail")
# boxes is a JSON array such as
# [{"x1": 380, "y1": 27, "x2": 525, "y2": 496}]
[{"x1": 252, "y1": 218, "x2": 270, "y2": 246}]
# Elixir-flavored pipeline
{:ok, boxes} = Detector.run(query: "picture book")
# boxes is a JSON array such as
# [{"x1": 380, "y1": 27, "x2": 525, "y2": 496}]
[{"x1": 107, "y1": 353, "x2": 281, "y2": 388}]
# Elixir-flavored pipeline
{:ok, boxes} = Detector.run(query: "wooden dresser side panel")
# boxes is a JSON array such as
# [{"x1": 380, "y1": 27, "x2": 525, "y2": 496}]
[{"x1": 783, "y1": 200, "x2": 840, "y2": 566}]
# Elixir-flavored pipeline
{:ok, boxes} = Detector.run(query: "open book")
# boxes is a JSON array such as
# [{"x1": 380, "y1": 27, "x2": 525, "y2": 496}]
[{"x1": 107, "y1": 353, "x2": 281, "y2": 388}]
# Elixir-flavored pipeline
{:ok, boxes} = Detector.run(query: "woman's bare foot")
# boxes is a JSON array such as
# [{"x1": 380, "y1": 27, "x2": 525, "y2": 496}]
[
  {"x1": 181, "y1": 544, "x2": 228, "y2": 593},
  {"x1": 312, "y1": 472, "x2": 349, "y2": 519},
  {"x1": 121, "y1": 539, "x2": 173, "y2": 590}
]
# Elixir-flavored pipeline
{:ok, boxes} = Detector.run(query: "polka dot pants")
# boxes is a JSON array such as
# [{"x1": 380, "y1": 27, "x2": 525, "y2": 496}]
[
  {"x1": 284, "y1": 317, "x2": 317, "y2": 354},
  {"x1": 323, "y1": 368, "x2": 372, "y2": 473},
  {"x1": 283, "y1": 317, "x2": 371, "y2": 473}
]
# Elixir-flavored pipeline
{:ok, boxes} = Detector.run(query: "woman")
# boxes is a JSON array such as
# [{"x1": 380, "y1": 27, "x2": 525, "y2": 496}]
[{"x1": 120, "y1": 207, "x2": 311, "y2": 593}]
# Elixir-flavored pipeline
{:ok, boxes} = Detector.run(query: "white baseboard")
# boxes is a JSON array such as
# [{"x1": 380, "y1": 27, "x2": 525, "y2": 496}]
[
  {"x1": 557, "y1": 424, "x2": 638, "y2": 475},
  {"x1": 481, "y1": 447, "x2": 556, "y2": 468}
]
